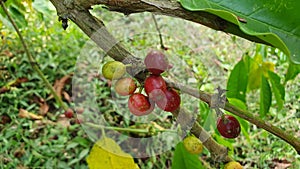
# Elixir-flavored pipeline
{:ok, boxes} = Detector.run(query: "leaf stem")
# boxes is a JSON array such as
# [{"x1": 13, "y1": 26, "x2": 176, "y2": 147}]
[{"x1": 0, "y1": 1, "x2": 68, "y2": 111}]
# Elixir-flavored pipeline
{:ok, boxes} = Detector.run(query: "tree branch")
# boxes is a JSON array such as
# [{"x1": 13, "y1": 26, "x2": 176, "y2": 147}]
[
  {"x1": 49, "y1": 0, "x2": 300, "y2": 158},
  {"x1": 75, "y1": 0, "x2": 271, "y2": 46}
]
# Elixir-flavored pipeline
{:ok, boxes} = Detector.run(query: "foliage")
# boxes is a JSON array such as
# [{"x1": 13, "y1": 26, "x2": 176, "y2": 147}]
[
  {"x1": 172, "y1": 142, "x2": 204, "y2": 169},
  {"x1": 1, "y1": 0, "x2": 300, "y2": 168},
  {"x1": 227, "y1": 45, "x2": 285, "y2": 117},
  {"x1": 178, "y1": 0, "x2": 300, "y2": 63}
]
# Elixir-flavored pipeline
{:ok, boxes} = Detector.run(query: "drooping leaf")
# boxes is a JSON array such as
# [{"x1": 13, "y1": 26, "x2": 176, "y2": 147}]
[
  {"x1": 268, "y1": 71, "x2": 285, "y2": 110},
  {"x1": 247, "y1": 54, "x2": 262, "y2": 90},
  {"x1": 226, "y1": 59, "x2": 248, "y2": 103},
  {"x1": 178, "y1": 0, "x2": 300, "y2": 63},
  {"x1": 259, "y1": 76, "x2": 272, "y2": 117},
  {"x1": 172, "y1": 142, "x2": 204, "y2": 169},
  {"x1": 86, "y1": 137, "x2": 139, "y2": 169},
  {"x1": 285, "y1": 62, "x2": 300, "y2": 82}
]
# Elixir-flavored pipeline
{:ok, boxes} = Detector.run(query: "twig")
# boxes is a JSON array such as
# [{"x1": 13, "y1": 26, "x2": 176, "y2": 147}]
[
  {"x1": 0, "y1": 1, "x2": 69, "y2": 111},
  {"x1": 167, "y1": 80, "x2": 300, "y2": 154},
  {"x1": 151, "y1": 13, "x2": 167, "y2": 50}
]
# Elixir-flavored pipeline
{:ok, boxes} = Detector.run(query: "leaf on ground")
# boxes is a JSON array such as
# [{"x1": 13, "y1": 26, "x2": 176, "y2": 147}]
[
  {"x1": 48, "y1": 74, "x2": 72, "y2": 100},
  {"x1": 62, "y1": 91, "x2": 72, "y2": 103},
  {"x1": 56, "y1": 115, "x2": 71, "y2": 128},
  {"x1": 18, "y1": 109, "x2": 43, "y2": 120},
  {"x1": 1, "y1": 50, "x2": 14, "y2": 57},
  {"x1": 86, "y1": 137, "x2": 140, "y2": 169},
  {"x1": 0, "y1": 87, "x2": 9, "y2": 94},
  {"x1": 272, "y1": 158, "x2": 291, "y2": 169},
  {"x1": 39, "y1": 102, "x2": 49, "y2": 116},
  {"x1": 32, "y1": 97, "x2": 49, "y2": 116},
  {"x1": 32, "y1": 97, "x2": 50, "y2": 116},
  {"x1": 0, "y1": 77, "x2": 29, "y2": 94}
]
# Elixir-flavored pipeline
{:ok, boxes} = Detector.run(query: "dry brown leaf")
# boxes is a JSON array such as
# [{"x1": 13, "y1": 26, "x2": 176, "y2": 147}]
[
  {"x1": 15, "y1": 78, "x2": 29, "y2": 85},
  {"x1": 62, "y1": 91, "x2": 72, "y2": 103},
  {"x1": 32, "y1": 97, "x2": 49, "y2": 116},
  {"x1": 56, "y1": 115, "x2": 71, "y2": 128},
  {"x1": 39, "y1": 102, "x2": 49, "y2": 116},
  {"x1": 0, "y1": 77, "x2": 29, "y2": 94},
  {"x1": 48, "y1": 74, "x2": 73, "y2": 100},
  {"x1": 0, "y1": 86, "x2": 9, "y2": 94},
  {"x1": 18, "y1": 109, "x2": 43, "y2": 120},
  {"x1": 273, "y1": 158, "x2": 292, "y2": 169},
  {"x1": 2, "y1": 50, "x2": 14, "y2": 57}
]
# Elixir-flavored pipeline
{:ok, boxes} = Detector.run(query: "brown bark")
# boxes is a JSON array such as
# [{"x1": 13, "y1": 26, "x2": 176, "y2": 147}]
[{"x1": 75, "y1": 0, "x2": 270, "y2": 45}]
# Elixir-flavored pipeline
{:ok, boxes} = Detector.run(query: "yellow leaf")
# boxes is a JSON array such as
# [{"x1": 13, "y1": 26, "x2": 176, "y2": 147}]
[
  {"x1": 18, "y1": 109, "x2": 43, "y2": 120},
  {"x1": 86, "y1": 137, "x2": 140, "y2": 169},
  {"x1": 248, "y1": 67, "x2": 262, "y2": 90},
  {"x1": 262, "y1": 61, "x2": 275, "y2": 77},
  {"x1": 247, "y1": 54, "x2": 275, "y2": 90},
  {"x1": 24, "y1": 0, "x2": 33, "y2": 11}
]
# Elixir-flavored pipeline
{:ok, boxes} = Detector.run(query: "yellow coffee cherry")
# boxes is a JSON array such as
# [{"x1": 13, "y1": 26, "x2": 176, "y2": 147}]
[
  {"x1": 102, "y1": 61, "x2": 126, "y2": 80},
  {"x1": 183, "y1": 135, "x2": 203, "y2": 154},
  {"x1": 224, "y1": 161, "x2": 243, "y2": 169}
]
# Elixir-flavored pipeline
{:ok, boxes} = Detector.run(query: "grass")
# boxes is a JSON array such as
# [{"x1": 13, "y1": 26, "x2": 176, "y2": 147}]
[{"x1": 1, "y1": 4, "x2": 300, "y2": 169}]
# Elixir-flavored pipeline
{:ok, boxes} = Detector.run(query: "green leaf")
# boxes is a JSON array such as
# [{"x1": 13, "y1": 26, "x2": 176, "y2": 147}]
[
  {"x1": 259, "y1": 76, "x2": 272, "y2": 117},
  {"x1": 226, "y1": 59, "x2": 248, "y2": 103},
  {"x1": 213, "y1": 134, "x2": 234, "y2": 155},
  {"x1": 8, "y1": 5, "x2": 27, "y2": 28},
  {"x1": 285, "y1": 62, "x2": 300, "y2": 82},
  {"x1": 0, "y1": 0, "x2": 28, "y2": 27},
  {"x1": 178, "y1": 0, "x2": 300, "y2": 63},
  {"x1": 268, "y1": 71, "x2": 285, "y2": 110},
  {"x1": 172, "y1": 142, "x2": 204, "y2": 169}
]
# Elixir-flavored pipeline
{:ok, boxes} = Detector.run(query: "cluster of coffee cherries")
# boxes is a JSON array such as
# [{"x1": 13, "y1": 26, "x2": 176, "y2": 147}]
[{"x1": 101, "y1": 50, "x2": 180, "y2": 116}]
